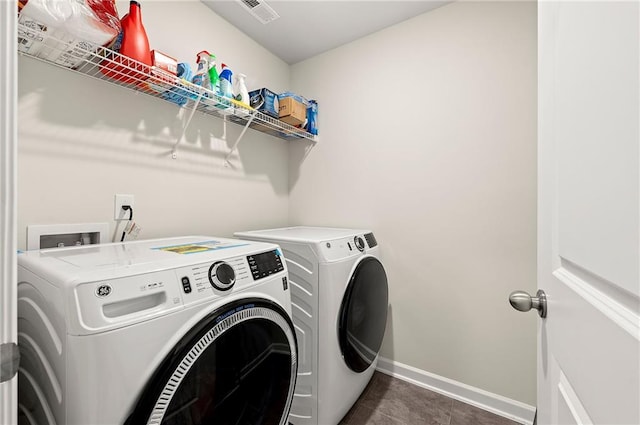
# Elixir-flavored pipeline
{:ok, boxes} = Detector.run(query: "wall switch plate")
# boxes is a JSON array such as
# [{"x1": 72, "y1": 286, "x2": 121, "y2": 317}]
[{"x1": 114, "y1": 194, "x2": 135, "y2": 220}]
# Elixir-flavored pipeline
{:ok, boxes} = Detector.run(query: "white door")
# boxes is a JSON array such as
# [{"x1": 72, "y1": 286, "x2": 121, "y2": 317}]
[
  {"x1": 0, "y1": 1, "x2": 18, "y2": 424},
  {"x1": 533, "y1": 1, "x2": 640, "y2": 424}
]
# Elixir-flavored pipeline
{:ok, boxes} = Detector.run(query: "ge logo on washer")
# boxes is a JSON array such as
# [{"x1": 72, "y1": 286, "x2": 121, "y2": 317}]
[{"x1": 95, "y1": 284, "x2": 112, "y2": 298}]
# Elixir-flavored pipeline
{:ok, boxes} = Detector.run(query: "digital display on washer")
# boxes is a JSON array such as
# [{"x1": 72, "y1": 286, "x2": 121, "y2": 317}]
[{"x1": 247, "y1": 250, "x2": 284, "y2": 280}]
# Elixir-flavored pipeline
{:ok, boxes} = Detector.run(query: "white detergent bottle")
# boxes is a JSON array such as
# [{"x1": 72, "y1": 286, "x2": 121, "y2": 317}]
[{"x1": 235, "y1": 73, "x2": 250, "y2": 107}]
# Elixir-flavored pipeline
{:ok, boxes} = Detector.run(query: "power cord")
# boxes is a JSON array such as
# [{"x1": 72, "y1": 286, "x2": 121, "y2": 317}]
[{"x1": 120, "y1": 205, "x2": 133, "y2": 242}]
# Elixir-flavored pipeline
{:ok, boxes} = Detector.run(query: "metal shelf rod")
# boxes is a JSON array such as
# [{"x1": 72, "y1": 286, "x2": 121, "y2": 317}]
[
  {"x1": 172, "y1": 90, "x2": 204, "y2": 159},
  {"x1": 224, "y1": 110, "x2": 258, "y2": 166}
]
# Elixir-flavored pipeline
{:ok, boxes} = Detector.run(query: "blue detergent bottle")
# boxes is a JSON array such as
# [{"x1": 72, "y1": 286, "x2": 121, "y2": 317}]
[{"x1": 219, "y1": 63, "x2": 233, "y2": 99}]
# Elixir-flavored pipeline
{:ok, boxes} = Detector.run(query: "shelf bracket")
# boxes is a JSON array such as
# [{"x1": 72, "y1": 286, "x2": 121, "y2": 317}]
[
  {"x1": 172, "y1": 91, "x2": 204, "y2": 159},
  {"x1": 222, "y1": 115, "x2": 228, "y2": 142},
  {"x1": 224, "y1": 111, "x2": 257, "y2": 167}
]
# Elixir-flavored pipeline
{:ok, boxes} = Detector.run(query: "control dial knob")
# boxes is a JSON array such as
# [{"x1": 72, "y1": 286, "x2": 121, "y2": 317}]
[
  {"x1": 354, "y1": 236, "x2": 366, "y2": 252},
  {"x1": 208, "y1": 262, "x2": 236, "y2": 291}
]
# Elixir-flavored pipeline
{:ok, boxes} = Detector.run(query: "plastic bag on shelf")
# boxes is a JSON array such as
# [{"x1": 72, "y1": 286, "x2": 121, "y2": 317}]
[
  {"x1": 18, "y1": 0, "x2": 120, "y2": 69},
  {"x1": 278, "y1": 91, "x2": 310, "y2": 107},
  {"x1": 85, "y1": 0, "x2": 120, "y2": 39}
]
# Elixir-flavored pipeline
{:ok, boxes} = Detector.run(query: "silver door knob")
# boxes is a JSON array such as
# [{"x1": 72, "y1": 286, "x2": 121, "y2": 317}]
[{"x1": 509, "y1": 289, "x2": 547, "y2": 318}]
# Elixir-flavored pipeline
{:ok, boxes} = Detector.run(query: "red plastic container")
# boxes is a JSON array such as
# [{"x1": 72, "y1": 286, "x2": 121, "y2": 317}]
[{"x1": 101, "y1": 1, "x2": 152, "y2": 84}]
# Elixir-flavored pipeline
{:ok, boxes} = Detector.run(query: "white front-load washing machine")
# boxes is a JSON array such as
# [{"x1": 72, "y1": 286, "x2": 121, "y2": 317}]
[
  {"x1": 17, "y1": 236, "x2": 297, "y2": 425},
  {"x1": 234, "y1": 227, "x2": 389, "y2": 425}
]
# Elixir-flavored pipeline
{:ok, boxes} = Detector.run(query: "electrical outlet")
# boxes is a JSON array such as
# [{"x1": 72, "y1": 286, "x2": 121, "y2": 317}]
[{"x1": 114, "y1": 194, "x2": 135, "y2": 220}]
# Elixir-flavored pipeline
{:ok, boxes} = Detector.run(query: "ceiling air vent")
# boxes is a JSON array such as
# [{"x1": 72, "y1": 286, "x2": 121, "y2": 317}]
[{"x1": 237, "y1": 0, "x2": 280, "y2": 24}]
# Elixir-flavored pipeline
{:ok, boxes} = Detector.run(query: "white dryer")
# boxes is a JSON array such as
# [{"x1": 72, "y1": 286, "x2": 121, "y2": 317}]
[
  {"x1": 234, "y1": 227, "x2": 389, "y2": 425},
  {"x1": 17, "y1": 236, "x2": 297, "y2": 425}
]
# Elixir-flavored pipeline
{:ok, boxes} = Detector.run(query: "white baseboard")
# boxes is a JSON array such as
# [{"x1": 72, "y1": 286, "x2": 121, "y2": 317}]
[{"x1": 375, "y1": 357, "x2": 536, "y2": 425}]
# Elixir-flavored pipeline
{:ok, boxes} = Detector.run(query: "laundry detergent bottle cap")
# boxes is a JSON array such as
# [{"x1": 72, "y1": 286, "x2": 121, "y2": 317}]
[{"x1": 219, "y1": 63, "x2": 233, "y2": 99}]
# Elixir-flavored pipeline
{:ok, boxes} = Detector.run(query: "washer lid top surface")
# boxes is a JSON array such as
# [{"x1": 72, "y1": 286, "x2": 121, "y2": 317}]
[
  {"x1": 18, "y1": 236, "x2": 278, "y2": 286},
  {"x1": 235, "y1": 226, "x2": 370, "y2": 243}
]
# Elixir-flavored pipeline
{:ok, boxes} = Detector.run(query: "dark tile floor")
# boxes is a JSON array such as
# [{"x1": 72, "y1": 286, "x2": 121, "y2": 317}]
[
  {"x1": 339, "y1": 372, "x2": 522, "y2": 425},
  {"x1": 18, "y1": 371, "x2": 522, "y2": 425}
]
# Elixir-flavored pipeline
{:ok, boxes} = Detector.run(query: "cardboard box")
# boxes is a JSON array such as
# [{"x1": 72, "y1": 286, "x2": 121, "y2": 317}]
[
  {"x1": 279, "y1": 97, "x2": 307, "y2": 126},
  {"x1": 249, "y1": 88, "x2": 279, "y2": 118},
  {"x1": 151, "y1": 50, "x2": 178, "y2": 75}
]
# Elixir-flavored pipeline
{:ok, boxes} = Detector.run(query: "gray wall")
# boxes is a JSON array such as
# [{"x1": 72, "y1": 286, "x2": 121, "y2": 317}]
[
  {"x1": 289, "y1": 1, "x2": 538, "y2": 405},
  {"x1": 18, "y1": 1, "x2": 291, "y2": 249}
]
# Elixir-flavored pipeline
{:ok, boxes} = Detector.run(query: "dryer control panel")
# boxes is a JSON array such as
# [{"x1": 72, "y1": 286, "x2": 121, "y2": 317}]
[{"x1": 317, "y1": 233, "x2": 378, "y2": 262}]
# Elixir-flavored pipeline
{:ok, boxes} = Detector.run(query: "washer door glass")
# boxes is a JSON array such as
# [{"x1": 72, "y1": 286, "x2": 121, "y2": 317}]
[
  {"x1": 339, "y1": 257, "x2": 389, "y2": 373},
  {"x1": 125, "y1": 299, "x2": 297, "y2": 425}
]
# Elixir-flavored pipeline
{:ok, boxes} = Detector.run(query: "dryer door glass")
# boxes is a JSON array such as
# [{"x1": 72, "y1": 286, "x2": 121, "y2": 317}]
[
  {"x1": 125, "y1": 299, "x2": 297, "y2": 425},
  {"x1": 339, "y1": 257, "x2": 389, "y2": 373}
]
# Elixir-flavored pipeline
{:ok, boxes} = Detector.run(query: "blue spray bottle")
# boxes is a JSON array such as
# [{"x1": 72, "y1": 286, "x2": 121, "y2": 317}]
[{"x1": 219, "y1": 63, "x2": 234, "y2": 99}]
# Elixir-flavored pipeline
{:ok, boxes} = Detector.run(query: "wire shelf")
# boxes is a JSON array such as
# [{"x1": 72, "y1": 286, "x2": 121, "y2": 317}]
[{"x1": 17, "y1": 21, "x2": 318, "y2": 144}]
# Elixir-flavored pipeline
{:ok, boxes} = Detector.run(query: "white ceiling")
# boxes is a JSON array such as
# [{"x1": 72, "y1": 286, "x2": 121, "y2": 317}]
[{"x1": 202, "y1": 0, "x2": 451, "y2": 64}]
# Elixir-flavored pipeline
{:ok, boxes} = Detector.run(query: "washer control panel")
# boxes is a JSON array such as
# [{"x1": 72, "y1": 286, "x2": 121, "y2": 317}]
[
  {"x1": 247, "y1": 249, "x2": 284, "y2": 280},
  {"x1": 174, "y1": 249, "x2": 286, "y2": 306},
  {"x1": 174, "y1": 255, "x2": 248, "y2": 306}
]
